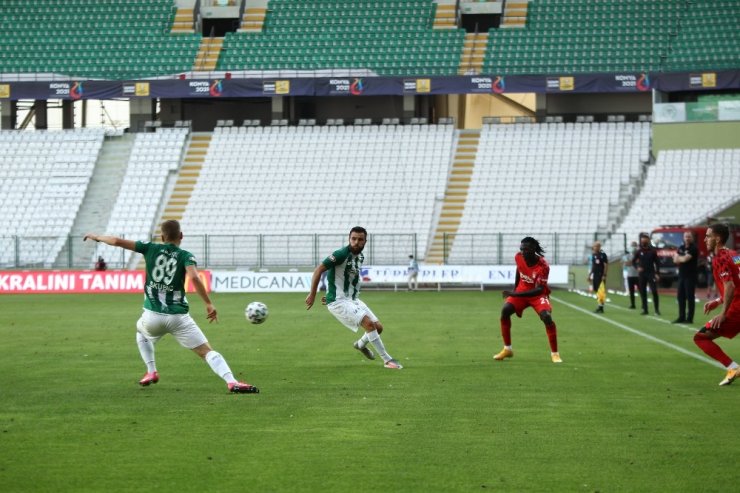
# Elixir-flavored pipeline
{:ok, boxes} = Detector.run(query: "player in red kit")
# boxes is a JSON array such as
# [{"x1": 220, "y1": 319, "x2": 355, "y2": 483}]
[
  {"x1": 494, "y1": 237, "x2": 562, "y2": 363},
  {"x1": 693, "y1": 223, "x2": 740, "y2": 386}
]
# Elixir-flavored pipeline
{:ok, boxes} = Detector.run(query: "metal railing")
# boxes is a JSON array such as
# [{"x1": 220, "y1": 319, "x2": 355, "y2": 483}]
[
  {"x1": 0, "y1": 232, "x2": 626, "y2": 270},
  {"x1": 0, "y1": 233, "x2": 419, "y2": 270},
  {"x1": 443, "y1": 232, "x2": 628, "y2": 266}
]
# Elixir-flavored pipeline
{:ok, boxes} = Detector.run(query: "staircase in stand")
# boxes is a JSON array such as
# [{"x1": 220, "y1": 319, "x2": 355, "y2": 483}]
[
  {"x1": 155, "y1": 133, "x2": 210, "y2": 232},
  {"x1": 171, "y1": 7, "x2": 195, "y2": 34},
  {"x1": 432, "y1": 3, "x2": 457, "y2": 30},
  {"x1": 194, "y1": 38, "x2": 223, "y2": 71},
  {"x1": 138, "y1": 133, "x2": 210, "y2": 269},
  {"x1": 501, "y1": 1, "x2": 529, "y2": 28},
  {"x1": 240, "y1": 7, "x2": 267, "y2": 32},
  {"x1": 458, "y1": 33, "x2": 488, "y2": 75},
  {"x1": 425, "y1": 129, "x2": 480, "y2": 264}
]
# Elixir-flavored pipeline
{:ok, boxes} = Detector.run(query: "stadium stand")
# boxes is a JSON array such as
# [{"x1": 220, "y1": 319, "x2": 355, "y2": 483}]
[
  {"x1": 0, "y1": 0, "x2": 733, "y2": 78},
  {"x1": 218, "y1": 0, "x2": 466, "y2": 75},
  {"x1": 0, "y1": 129, "x2": 104, "y2": 267},
  {"x1": 483, "y1": 0, "x2": 679, "y2": 75},
  {"x1": 180, "y1": 124, "x2": 454, "y2": 266},
  {"x1": 606, "y1": 149, "x2": 740, "y2": 255},
  {"x1": 96, "y1": 128, "x2": 188, "y2": 268},
  {"x1": 664, "y1": 0, "x2": 740, "y2": 72},
  {"x1": 0, "y1": 0, "x2": 200, "y2": 79},
  {"x1": 449, "y1": 121, "x2": 651, "y2": 264}
]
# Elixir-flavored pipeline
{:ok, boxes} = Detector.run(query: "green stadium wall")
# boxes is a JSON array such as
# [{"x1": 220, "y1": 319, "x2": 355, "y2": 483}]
[{"x1": 652, "y1": 121, "x2": 740, "y2": 155}]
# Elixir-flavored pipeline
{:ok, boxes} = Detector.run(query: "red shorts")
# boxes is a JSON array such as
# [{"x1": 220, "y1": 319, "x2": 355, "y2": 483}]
[
  {"x1": 505, "y1": 295, "x2": 553, "y2": 318},
  {"x1": 704, "y1": 306, "x2": 740, "y2": 339}
]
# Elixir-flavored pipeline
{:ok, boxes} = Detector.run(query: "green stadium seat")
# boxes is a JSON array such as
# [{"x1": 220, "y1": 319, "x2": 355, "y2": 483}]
[
  {"x1": 218, "y1": 0, "x2": 465, "y2": 75},
  {"x1": 0, "y1": 0, "x2": 201, "y2": 79}
]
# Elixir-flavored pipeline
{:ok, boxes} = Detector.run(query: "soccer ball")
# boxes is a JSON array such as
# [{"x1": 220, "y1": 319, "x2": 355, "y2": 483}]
[{"x1": 245, "y1": 301, "x2": 268, "y2": 324}]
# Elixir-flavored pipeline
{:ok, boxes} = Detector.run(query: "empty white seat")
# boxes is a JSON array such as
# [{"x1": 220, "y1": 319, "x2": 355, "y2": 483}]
[
  {"x1": 450, "y1": 122, "x2": 651, "y2": 264},
  {"x1": 0, "y1": 129, "x2": 104, "y2": 266},
  {"x1": 180, "y1": 125, "x2": 454, "y2": 265}
]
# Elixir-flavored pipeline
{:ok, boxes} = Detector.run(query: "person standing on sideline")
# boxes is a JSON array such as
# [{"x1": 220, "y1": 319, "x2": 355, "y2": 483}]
[
  {"x1": 494, "y1": 236, "x2": 561, "y2": 363},
  {"x1": 305, "y1": 226, "x2": 403, "y2": 369},
  {"x1": 407, "y1": 254, "x2": 419, "y2": 291},
  {"x1": 706, "y1": 252, "x2": 717, "y2": 300},
  {"x1": 633, "y1": 233, "x2": 661, "y2": 316},
  {"x1": 622, "y1": 241, "x2": 639, "y2": 309},
  {"x1": 588, "y1": 241, "x2": 609, "y2": 313},
  {"x1": 692, "y1": 224, "x2": 740, "y2": 386},
  {"x1": 673, "y1": 231, "x2": 699, "y2": 324},
  {"x1": 83, "y1": 220, "x2": 259, "y2": 394}
]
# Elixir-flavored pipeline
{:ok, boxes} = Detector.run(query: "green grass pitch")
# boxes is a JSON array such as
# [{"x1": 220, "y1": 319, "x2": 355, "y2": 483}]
[{"x1": 2, "y1": 290, "x2": 739, "y2": 492}]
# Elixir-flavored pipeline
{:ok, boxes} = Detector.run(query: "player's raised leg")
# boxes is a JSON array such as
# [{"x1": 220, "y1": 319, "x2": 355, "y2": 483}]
[{"x1": 192, "y1": 343, "x2": 259, "y2": 393}]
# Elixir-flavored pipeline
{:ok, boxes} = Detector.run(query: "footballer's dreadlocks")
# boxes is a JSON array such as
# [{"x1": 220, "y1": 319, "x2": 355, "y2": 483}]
[{"x1": 521, "y1": 236, "x2": 545, "y2": 257}]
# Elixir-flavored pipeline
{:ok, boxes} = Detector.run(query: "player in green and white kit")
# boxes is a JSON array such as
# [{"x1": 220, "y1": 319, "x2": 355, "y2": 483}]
[
  {"x1": 84, "y1": 220, "x2": 259, "y2": 393},
  {"x1": 306, "y1": 226, "x2": 403, "y2": 369}
]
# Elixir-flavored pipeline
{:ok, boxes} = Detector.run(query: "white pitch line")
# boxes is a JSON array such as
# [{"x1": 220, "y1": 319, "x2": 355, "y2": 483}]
[
  {"x1": 569, "y1": 289, "x2": 701, "y2": 333},
  {"x1": 606, "y1": 303, "x2": 699, "y2": 332},
  {"x1": 550, "y1": 295, "x2": 724, "y2": 369}
]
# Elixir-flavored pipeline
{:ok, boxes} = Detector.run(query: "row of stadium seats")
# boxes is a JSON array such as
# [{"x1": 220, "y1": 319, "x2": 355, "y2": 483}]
[
  {"x1": 0, "y1": 0, "x2": 196, "y2": 79},
  {"x1": 605, "y1": 149, "x2": 740, "y2": 256},
  {"x1": 180, "y1": 124, "x2": 454, "y2": 266},
  {"x1": 483, "y1": 0, "x2": 738, "y2": 75},
  {"x1": 663, "y1": 0, "x2": 740, "y2": 71},
  {"x1": 0, "y1": 123, "x2": 735, "y2": 269},
  {"x1": 483, "y1": 0, "x2": 681, "y2": 75},
  {"x1": 0, "y1": 0, "x2": 737, "y2": 78},
  {"x1": 218, "y1": 0, "x2": 464, "y2": 75},
  {"x1": 448, "y1": 122, "x2": 650, "y2": 264},
  {"x1": 0, "y1": 129, "x2": 104, "y2": 267}
]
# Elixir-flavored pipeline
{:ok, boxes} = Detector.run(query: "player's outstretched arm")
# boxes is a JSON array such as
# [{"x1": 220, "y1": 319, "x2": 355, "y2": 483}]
[
  {"x1": 83, "y1": 233, "x2": 136, "y2": 251},
  {"x1": 186, "y1": 265, "x2": 217, "y2": 323},
  {"x1": 306, "y1": 264, "x2": 328, "y2": 310}
]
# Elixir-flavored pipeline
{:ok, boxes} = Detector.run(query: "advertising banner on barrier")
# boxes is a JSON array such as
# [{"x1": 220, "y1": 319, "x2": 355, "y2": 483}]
[
  {"x1": 208, "y1": 265, "x2": 569, "y2": 293},
  {"x1": 211, "y1": 271, "x2": 313, "y2": 293},
  {"x1": 361, "y1": 265, "x2": 569, "y2": 285},
  {"x1": 0, "y1": 270, "x2": 212, "y2": 294},
  {"x1": 1, "y1": 70, "x2": 738, "y2": 101},
  {"x1": 0, "y1": 267, "x2": 567, "y2": 294}
]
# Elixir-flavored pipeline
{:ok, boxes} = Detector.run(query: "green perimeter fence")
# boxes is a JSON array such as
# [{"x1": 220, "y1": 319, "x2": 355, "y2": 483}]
[{"x1": 0, "y1": 232, "x2": 627, "y2": 270}]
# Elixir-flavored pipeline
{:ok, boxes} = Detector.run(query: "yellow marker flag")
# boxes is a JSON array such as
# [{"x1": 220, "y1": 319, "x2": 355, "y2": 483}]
[{"x1": 596, "y1": 280, "x2": 606, "y2": 305}]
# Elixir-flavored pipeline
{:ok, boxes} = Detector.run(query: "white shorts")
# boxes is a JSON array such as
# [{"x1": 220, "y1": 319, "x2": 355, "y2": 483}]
[
  {"x1": 327, "y1": 298, "x2": 378, "y2": 333},
  {"x1": 136, "y1": 309, "x2": 208, "y2": 349}
]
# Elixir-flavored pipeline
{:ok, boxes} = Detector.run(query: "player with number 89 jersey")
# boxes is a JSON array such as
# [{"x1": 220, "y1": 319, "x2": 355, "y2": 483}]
[
  {"x1": 136, "y1": 240, "x2": 194, "y2": 314},
  {"x1": 83, "y1": 220, "x2": 259, "y2": 394}
]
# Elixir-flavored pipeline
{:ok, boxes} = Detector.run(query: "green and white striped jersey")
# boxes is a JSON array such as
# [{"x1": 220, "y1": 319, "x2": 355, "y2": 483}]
[
  {"x1": 135, "y1": 241, "x2": 196, "y2": 314},
  {"x1": 322, "y1": 245, "x2": 364, "y2": 304}
]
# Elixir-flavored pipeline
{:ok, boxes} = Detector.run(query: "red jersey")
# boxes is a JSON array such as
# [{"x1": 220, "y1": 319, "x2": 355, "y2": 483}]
[
  {"x1": 712, "y1": 248, "x2": 740, "y2": 305},
  {"x1": 514, "y1": 252, "x2": 550, "y2": 297}
]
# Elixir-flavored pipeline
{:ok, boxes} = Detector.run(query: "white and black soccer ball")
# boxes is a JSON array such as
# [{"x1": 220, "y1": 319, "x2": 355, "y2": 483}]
[{"x1": 245, "y1": 301, "x2": 268, "y2": 324}]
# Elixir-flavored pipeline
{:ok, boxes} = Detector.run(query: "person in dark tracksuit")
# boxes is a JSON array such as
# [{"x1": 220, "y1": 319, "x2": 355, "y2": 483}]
[
  {"x1": 633, "y1": 233, "x2": 661, "y2": 316},
  {"x1": 673, "y1": 231, "x2": 698, "y2": 324}
]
